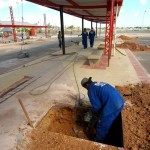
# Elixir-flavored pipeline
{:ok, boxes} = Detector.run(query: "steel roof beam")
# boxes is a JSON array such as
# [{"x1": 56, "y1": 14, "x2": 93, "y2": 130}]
[
  {"x1": 65, "y1": 0, "x2": 78, "y2": 6},
  {"x1": 65, "y1": 0, "x2": 94, "y2": 19},
  {"x1": 0, "y1": 25, "x2": 47, "y2": 28}
]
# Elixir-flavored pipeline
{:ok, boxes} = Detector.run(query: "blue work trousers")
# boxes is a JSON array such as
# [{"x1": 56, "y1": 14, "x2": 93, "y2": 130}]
[
  {"x1": 59, "y1": 40, "x2": 61, "y2": 48},
  {"x1": 90, "y1": 39, "x2": 94, "y2": 48},
  {"x1": 83, "y1": 39, "x2": 87, "y2": 49},
  {"x1": 95, "y1": 105, "x2": 123, "y2": 143}
]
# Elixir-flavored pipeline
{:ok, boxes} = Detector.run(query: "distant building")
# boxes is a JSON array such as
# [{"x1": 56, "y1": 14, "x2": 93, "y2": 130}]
[
  {"x1": 0, "y1": 21, "x2": 37, "y2": 36},
  {"x1": 0, "y1": 27, "x2": 12, "y2": 34},
  {"x1": 0, "y1": 21, "x2": 36, "y2": 26}
]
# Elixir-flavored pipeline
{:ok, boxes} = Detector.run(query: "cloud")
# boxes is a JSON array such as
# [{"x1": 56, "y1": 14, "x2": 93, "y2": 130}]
[{"x1": 139, "y1": 0, "x2": 147, "y2": 5}]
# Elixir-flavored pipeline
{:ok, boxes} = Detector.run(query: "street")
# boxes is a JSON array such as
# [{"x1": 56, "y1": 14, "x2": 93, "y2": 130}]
[
  {"x1": 134, "y1": 51, "x2": 150, "y2": 74},
  {"x1": 0, "y1": 36, "x2": 81, "y2": 74}
]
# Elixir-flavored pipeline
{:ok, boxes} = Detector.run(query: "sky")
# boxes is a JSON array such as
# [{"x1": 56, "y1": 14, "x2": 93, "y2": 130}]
[{"x1": 0, "y1": 0, "x2": 150, "y2": 28}]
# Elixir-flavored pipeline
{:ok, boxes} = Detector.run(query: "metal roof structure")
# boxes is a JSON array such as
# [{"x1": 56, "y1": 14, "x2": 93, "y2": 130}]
[
  {"x1": 25, "y1": 0, "x2": 124, "y2": 66},
  {"x1": 26, "y1": 0, "x2": 123, "y2": 23}
]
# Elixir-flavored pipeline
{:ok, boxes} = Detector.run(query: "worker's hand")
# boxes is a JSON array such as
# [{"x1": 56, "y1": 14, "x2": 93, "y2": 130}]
[
  {"x1": 84, "y1": 110, "x2": 93, "y2": 122},
  {"x1": 85, "y1": 127, "x2": 89, "y2": 133}
]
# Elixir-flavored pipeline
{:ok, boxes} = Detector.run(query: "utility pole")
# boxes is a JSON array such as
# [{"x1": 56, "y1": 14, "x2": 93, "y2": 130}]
[{"x1": 142, "y1": 11, "x2": 146, "y2": 29}]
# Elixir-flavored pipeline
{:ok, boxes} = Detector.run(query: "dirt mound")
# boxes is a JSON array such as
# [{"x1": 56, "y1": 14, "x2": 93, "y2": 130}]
[
  {"x1": 117, "y1": 42, "x2": 150, "y2": 51},
  {"x1": 118, "y1": 35, "x2": 137, "y2": 40},
  {"x1": 116, "y1": 82, "x2": 150, "y2": 150},
  {"x1": 36, "y1": 38, "x2": 46, "y2": 41}
]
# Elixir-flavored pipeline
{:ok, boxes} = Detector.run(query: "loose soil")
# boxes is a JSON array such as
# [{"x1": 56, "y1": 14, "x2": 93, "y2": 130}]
[
  {"x1": 23, "y1": 105, "x2": 117, "y2": 150},
  {"x1": 23, "y1": 83, "x2": 150, "y2": 150},
  {"x1": 117, "y1": 35, "x2": 150, "y2": 51},
  {"x1": 116, "y1": 82, "x2": 150, "y2": 150},
  {"x1": 118, "y1": 35, "x2": 137, "y2": 40},
  {"x1": 117, "y1": 42, "x2": 150, "y2": 51}
]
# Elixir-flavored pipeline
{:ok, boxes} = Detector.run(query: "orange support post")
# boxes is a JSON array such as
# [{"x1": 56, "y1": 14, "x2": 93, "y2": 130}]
[
  {"x1": 104, "y1": 0, "x2": 115, "y2": 66},
  {"x1": 9, "y1": 6, "x2": 17, "y2": 42},
  {"x1": 104, "y1": 12, "x2": 110, "y2": 55}
]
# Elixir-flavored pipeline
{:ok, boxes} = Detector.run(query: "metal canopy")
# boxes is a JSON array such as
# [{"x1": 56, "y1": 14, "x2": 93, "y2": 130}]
[{"x1": 26, "y1": 0, "x2": 123, "y2": 23}]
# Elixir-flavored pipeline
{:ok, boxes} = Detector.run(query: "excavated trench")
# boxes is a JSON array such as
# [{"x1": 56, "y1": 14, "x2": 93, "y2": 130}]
[
  {"x1": 26, "y1": 105, "x2": 124, "y2": 149},
  {"x1": 24, "y1": 83, "x2": 150, "y2": 149}
]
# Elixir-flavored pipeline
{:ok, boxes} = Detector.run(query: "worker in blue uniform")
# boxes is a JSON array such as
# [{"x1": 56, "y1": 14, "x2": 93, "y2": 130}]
[
  {"x1": 89, "y1": 28, "x2": 95, "y2": 48},
  {"x1": 81, "y1": 28, "x2": 88, "y2": 49},
  {"x1": 81, "y1": 77, "x2": 125, "y2": 143},
  {"x1": 58, "y1": 31, "x2": 62, "y2": 48}
]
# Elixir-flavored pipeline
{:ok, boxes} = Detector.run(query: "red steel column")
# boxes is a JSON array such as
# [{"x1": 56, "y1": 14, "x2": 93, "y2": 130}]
[
  {"x1": 108, "y1": 0, "x2": 115, "y2": 62},
  {"x1": 104, "y1": 12, "x2": 110, "y2": 55},
  {"x1": 9, "y1": 6, "x2": 17, "y2": 42}
]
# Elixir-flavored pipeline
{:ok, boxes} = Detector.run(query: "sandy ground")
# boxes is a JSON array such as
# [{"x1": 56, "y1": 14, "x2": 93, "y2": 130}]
[{"x1": 117, "y1": 83, "x2": 150, "y2": 150}]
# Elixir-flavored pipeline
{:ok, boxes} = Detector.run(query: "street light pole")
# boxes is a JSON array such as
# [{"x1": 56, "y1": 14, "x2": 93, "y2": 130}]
[{"x1": 142, "y1": 11, "x2": 146, "y2": 29}]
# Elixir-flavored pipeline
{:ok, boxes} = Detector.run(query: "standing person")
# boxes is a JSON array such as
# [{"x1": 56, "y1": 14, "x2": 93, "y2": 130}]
[
  {"x1": 81, "y1": 77, "x2": 125, "y2": 143},
  {"x1": 89, "y1": 28, "x2": 95, "y2": 48},
  {"x1": 58, "y1": 31, "x2": 62, "y2": 49},
  {"x1": 81, "y1": 28, "x2": 88, "y2": 49}
]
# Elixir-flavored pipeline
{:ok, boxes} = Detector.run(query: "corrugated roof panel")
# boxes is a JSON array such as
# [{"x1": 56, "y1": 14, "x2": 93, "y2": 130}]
[
  {"x1": 48, "y1": 0, "x2": 71, "y2": 5},
  {"x1": 74, "y1": 0, "x2": 107, "y2": 6},
  {"x1": 87, "y1": 8, "x2": 106, "y2": 13},
  {"x1": 68, "y1": 9, "x2": 88, "y2": 16},
  {"x1": 69, "y1": 8, "x2": 106, "y2": 16}
]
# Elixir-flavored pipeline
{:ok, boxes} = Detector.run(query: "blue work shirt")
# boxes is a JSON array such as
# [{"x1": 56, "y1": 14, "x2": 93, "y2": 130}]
[
  {"x1": 82, "y1": 31, "x2": 88, "y2": 40},
  {"x1": 87, "y1": 82, "x2": 125, "y2": 118},
  {"x1": 89, "y1": 30, "x2": 95, "y2": 40}
]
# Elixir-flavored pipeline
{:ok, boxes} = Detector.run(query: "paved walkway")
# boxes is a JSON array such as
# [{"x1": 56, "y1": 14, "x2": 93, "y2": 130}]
[{"x1": 0, "y1": 37, "x2": 150, "y2": 150}]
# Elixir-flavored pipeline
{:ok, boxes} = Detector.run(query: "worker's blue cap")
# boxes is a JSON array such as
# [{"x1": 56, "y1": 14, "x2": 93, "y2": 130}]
[{"x1": 81, "y1": 77, "x2": 92, "y2": 87}]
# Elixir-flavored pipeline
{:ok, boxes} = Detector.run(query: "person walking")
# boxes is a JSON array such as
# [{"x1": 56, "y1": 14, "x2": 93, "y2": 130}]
[
  {"x1": 58, "y1": 31, "x2": 62, "y2": 48},
  {"x1": 89, "y1": 28, "x2": 95, "y2": 48},
  {"x1": 81, "y1": 77, "x2": 125, "y2": 143},
  {"x1": 81, "y1": 28, "x2": 88, "y2": 49}
]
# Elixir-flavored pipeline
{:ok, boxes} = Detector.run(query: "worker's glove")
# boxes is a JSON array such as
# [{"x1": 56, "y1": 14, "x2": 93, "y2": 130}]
[
  {"x1": 84, "y1": 110, "x2": 93, "y2": 122},
  {"x1": 87, "y1": 114, "x2": 99, "y2": 130}
]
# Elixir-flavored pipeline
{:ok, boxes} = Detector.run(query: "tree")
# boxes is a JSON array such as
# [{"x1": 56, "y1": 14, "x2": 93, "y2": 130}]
[
  {"x1": 147, "y1": 27, "x2": 150, "y2": 30},
  {"x1": 67, "y1": 25, "x2": 74, "y2": 30}
]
